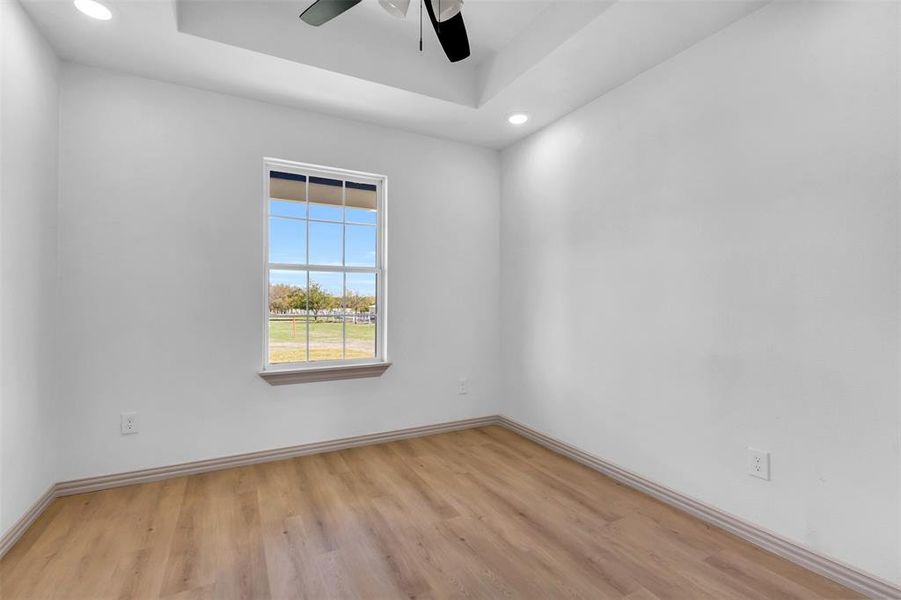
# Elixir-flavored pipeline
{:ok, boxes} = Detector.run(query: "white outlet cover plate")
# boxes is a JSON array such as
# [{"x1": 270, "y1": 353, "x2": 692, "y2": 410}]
[
  {"x1": 747, "y1": 447, "x2": 770, "y2": 480},
  {"x1": 121, "y1": 412, "x2": 138, "y2": 435}
]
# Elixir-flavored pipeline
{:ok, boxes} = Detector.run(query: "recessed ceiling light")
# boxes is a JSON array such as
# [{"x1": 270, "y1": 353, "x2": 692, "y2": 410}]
[
  {"x1": 74, "y1": 0, "x2": 112, "y2": 20},
  {"x1": 508, "y1": 113, "x2": 529, "y2": 125}
]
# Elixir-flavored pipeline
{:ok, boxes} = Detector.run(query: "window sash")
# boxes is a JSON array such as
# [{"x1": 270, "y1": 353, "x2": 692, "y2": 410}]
[{"x1": 263, "y1": 158, "x2": 386, "y2": 371}]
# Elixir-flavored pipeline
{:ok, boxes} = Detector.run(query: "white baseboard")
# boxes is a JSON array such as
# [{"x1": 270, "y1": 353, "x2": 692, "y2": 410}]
[
  {"x1": 1, "y1": 413, "x2": 898, "y2": 599},
  {"x1": 0, "y1": 484, "x2": 55, "y2": 560},
  {"x1": 497, "y1": 415, "x2": 901, "y2": 600},
  {"x1": 54, "y1": 415, "x2": 499, "y2": 497}
]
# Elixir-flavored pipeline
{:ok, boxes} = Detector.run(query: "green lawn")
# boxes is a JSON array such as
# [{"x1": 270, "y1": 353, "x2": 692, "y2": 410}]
[{"x1": 269, "y1": 318, "x2": 375, "y2": 362}]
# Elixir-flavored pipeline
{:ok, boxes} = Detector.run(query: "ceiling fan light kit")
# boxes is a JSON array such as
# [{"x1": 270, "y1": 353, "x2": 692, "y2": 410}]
[
  {"x1": 378, "y1": 0, "x2": 410, "y2": 19},
  {"x1": 430, "y1": 0, "x2": 463, "y2": 23},
  {"x1": 300, "y1": 0, "x2": 470, "y2": 63},
  {"x1": 73, "y1": 0, "x2": 112, "y2": 21}
]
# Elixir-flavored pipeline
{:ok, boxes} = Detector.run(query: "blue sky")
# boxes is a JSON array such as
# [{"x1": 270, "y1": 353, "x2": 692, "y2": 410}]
[{"x1": 269, "y1": 200, "x2": 377, "y2": 296}]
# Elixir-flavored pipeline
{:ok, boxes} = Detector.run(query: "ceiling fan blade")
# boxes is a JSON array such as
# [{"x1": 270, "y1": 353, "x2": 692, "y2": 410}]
[
  {"x1": 300, "y1": 0, "x2": 362, "y2": 26},
  {"x1": 423, "y1": 0, "x2": 470, "y2": 62}
]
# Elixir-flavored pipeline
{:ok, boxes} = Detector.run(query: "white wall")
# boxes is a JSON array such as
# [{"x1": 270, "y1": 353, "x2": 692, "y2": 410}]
[
  {"x1": 57, "y1": 64, "x2": 501, "y2": 481},
  {"x1": 500, "y1": 0, "x2": 900, "y2": 584},
  {"x1": 0, "y1": 0, "x2": 59, "y2": 534}
]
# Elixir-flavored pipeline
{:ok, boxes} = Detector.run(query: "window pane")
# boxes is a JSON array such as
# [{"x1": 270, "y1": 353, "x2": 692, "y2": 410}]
[
  {"x1": 310, "y1": 203, "x2": 343, "y2": 222},
  {"x1": 309, "y1": 176, "x2": 343, "y2": 222},
  {"x1": 345, "y1": 207, "x2": 376, "y2": 225},
  {"x1": 270, "y1": 171, "x2": 307, "y2": 202},
  {"x1": 345, "y1": 273, "x2": 376, "y2": 359},
  {"x1": 345, "y1": 182, "x2": 377, "y2": 224},
  {"x1": 269, "y1": 217, "x2": 306, "y2": 264},
  {"x1": 268, "y1": 269, "x2": 307, "y2": 364},
  {"x1": 309, "y1": 271, "x2": 344, "y2": 361},
  {"x1": 345, "y1": 224, "x2": 376, "y2": 267},
  {"x1": 270, "y1": 199, "x2": 306, "y2": 219},
  {"x1": 309, "y1": 221, "x2": 342, "y2": 266}
]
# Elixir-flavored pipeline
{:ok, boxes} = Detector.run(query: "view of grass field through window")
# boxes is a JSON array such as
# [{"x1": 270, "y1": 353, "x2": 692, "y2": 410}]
[{"x1": 267, "y1": 168, "x2": 379, "y2": 365}]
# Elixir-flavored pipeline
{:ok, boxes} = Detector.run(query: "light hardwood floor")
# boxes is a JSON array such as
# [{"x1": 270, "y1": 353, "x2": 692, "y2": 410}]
[{"x1": 1, "y1": 426, "x2": 859, "y2": 599}]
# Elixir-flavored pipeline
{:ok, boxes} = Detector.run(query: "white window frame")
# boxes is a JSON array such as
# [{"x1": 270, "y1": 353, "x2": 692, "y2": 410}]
[{"x1": 259, "y1": 157, "x2": 389, "y2": 384}]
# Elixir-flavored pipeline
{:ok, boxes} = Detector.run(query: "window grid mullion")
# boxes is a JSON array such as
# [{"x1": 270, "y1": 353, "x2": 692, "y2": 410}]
[
  {"x1": 305, "y1": 177, "x2": 310, "y2": 363},
  {"x1": 342, "y1": 181, "x2": 347, "y2": 361},
  {"x1": 268, "y1": 263, "x2": 378, "y2": 274},
  {"x1": 270, "y1": 213, "x2": 376, "y2": 227}
]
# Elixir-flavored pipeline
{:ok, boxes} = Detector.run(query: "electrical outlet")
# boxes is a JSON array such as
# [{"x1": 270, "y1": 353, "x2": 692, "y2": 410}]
[
  {"x1": 747, "y1": 447, "x2": 770, "y2": 480},
  {"x1": 121, "y1": 412, "x2": 138, "y2": 435},
  {"x1": 458, "y1": 378, "x2": 469, "y2": 395}
]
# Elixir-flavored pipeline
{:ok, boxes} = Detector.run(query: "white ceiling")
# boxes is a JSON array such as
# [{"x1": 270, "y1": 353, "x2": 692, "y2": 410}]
[
  {"x1": 175, "y1": 0, "x2": 606, "y2": 105},
  {"x1": 23, "y1": 0, "x2": 767, "y2": 148}
]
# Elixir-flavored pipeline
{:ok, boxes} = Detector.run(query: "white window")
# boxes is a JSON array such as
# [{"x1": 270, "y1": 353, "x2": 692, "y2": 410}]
[{"x1": 260, "y1": 158, "x2": 388, "y2": 382}]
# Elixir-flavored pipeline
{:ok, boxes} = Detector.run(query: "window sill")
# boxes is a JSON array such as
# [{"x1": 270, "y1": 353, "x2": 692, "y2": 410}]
[{"x1": 259, "y1": 362, "x2": 391, "y2": 385}]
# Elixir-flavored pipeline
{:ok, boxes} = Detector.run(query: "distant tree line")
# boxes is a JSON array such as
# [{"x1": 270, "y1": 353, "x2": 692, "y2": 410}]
[{"x1": 269, "y1": 283, "x2": 374, "y2": 317}]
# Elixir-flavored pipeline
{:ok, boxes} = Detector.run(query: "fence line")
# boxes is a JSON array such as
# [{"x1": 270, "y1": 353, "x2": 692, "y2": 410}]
[{"x1": 269, "y1": 312, "x2": 375, "y2": 325}]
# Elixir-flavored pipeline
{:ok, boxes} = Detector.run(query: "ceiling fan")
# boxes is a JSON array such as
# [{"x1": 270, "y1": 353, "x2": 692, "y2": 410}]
[{"x1": 299, "y1": 0, "x2": 470, "y2": 63}]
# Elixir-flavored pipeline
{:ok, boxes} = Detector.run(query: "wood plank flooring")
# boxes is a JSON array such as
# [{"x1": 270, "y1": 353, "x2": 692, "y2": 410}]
[{"x1": 0, "y1": 426, "x2": 859, "y2": 599}]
